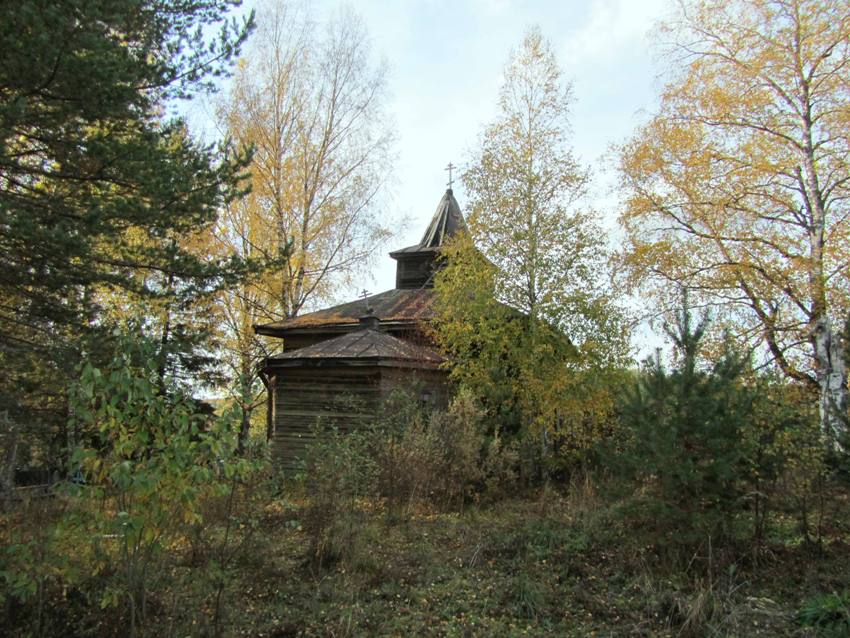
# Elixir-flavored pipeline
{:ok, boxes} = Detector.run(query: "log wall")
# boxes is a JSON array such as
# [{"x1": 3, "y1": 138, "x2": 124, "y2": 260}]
[
  {"x1": 269, "y1": 364, "x2": 450, "y2": 470},
  {"x1": 270, "y1": 366, "x2": 381, "y2": 469}
]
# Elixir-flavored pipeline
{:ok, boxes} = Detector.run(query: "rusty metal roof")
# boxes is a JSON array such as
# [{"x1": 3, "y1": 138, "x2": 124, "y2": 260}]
[
  {"x1": 255, "y1": 288, "x2": 435, "y2": 336},
  {"x1": 255, "y1": 189, "x2": 466, "y2": 338},
  {"x1": 388, "y1": 244, "x2": 439, "y2": 256},
  {"x1": 267, "y1": 328, "x2": 443, "y2": 365}
]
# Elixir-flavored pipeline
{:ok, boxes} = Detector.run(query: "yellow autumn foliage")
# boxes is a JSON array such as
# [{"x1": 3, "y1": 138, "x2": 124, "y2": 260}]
[{"x1": 618, "y1": 0, "x2": 850, "y2": 439}]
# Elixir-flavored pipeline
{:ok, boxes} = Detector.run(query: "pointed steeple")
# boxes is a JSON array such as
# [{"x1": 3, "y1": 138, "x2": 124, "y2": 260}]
[
  {"x1": 389, "y1": 188, "x2": 468, "y2": 289},
  {"x1": 419, "y1": 189, "x2": 467, "y2": 249}
]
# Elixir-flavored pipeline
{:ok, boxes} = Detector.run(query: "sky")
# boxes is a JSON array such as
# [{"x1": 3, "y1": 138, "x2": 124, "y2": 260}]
[
  {"x1": 189, "y1": 0, "x2": 672, "y2": 341},
  {"x1": 299, "y1": 0, "x2": 671, "y2": 296}
]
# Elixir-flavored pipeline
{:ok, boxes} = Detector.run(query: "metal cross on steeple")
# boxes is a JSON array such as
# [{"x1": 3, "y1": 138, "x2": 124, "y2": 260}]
[
  {"x1": 445, "y1": 162, "x2": 456, "y2": 189},
  {"x1": 359, "y1": 289, "x2": 370, "y2": 299}
]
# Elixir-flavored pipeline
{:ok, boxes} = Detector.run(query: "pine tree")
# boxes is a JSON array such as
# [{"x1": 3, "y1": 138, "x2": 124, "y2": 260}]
[
  {"x1": 616, "y1": 294, "x2": 754, "y2": 543},
  {"x1": 0, "y1": 0, "x2": 254, "y2": 461}
]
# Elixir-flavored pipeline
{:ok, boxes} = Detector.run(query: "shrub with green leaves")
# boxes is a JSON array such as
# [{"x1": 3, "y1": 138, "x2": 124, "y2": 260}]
[
  {"x1": 298, "y1": 423, "x2": 378, "y2": 568},
  {"x1": 0, "y1": 506, "x2": 77, "y2": 636},
  {"x1": 67, "y1": 330, "x2": 263, "y2": 635},
  {"x1": 743, "y1": 376, "x2": 826, "y2": 544},
  {"x1": 369, "y1": 387, "x2": 518, "y2": 511},
  {"x1": 798, "y1": 590, "x2": 850, "y2": 637}
]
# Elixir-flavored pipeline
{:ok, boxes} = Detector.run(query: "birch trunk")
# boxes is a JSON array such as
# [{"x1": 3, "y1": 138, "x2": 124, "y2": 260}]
[{"x1": 812, "y1": 317, "x2": 847, "y2": 451}]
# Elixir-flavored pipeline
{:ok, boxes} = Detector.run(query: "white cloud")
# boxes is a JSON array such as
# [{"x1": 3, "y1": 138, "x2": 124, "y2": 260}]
[
  {"x1": 558, "y1": 0, "x2": 665, "y2": 72},
  {"x1": 470, "y1": 0, "x2": 514, "y2": 15}
]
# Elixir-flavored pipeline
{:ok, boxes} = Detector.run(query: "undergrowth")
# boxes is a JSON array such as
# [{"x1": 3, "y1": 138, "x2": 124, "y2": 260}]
[{"x1": 3, "y1": 475, "x2": 849, "y2": 637}]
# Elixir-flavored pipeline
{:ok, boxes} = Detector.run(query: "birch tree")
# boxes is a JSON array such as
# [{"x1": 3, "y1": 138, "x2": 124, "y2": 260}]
[
  {"x1": 214, "y1": 2, "x2": 395, "y2": 444},
  {"x1": 213, "y1": 194, "x2": 282, "y2": 447},
  {"x1": 618, "y1": 0, "x2": 850, "y2": 448},
  {"x1": 435, "y1": 29, "x2": 629, "y2": 460},
  {"x1": 462, "y1": 28, "x2": 622, "y2": 346},
  {"x1": 218, "y1": 1, "x2": 394, "y2": 321}
]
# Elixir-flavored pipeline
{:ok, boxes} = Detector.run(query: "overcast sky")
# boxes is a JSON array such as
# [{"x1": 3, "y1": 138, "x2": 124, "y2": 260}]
[
  {"x1": 304, "y1": 0, "x2": 671, "y2": 295},
  {"x1": 190, "y1": 0, "x2": 671, "y2": 327}
]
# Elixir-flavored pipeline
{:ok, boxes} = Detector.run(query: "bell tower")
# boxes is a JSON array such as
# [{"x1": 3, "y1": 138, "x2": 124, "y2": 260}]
[{"x1": 389, "y1": 188, "x2": 467, "y2": 289}]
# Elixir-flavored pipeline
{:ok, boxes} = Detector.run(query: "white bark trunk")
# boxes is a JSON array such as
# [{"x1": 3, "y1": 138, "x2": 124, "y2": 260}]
[{"x1": 813, "y1": 317, "x2": 847, "y2": 451}]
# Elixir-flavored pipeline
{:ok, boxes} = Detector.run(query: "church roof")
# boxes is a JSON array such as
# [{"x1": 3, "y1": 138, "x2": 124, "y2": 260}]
[
  {"x1": 389, "y1": 188, "x2": 466, "y2": 256},
  {"x1": 255, "y1": 187, "x2": 466, "y2": 337},
  {"x1": 267, "y1": 327, "x2": 443, "y2": 367},
  {"x1": 254, "y1": 288, "x2": 435, "y2": 336},
  {"x1": 421, "y1": 188, "x2": 466, "y2": 248}
]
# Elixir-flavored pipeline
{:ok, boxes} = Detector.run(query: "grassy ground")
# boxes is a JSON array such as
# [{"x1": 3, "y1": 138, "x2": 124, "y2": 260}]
[
  {"x1": 4, "y1": 481, "x2": 849, "y2": 637},
  {"x1": 171, "y1": 486, "x2": 849, "y2": 637}
]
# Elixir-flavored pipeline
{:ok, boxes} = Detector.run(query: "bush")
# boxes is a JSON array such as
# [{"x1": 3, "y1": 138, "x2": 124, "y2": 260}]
[
  {"x1": 0, "y1": 498, "x2": 80, "y2": 636},
  {"x1": 58, "y1": 330, "x2": 265, "y2": 636},
  {"x1": 298, "y1": 387, "x2": 519, "y2": 536},
  {"x1": 368, "y1": 388, "x2": 437, "y2": 515},
  {"x1": 298, "y1": 424, "x2": 377, "y2": 568},
  {"x1": 744, "y1": 377, "x2": 827, "y2": 544},
  {"x1": 296, "y1": 386, "x2": 521, "y2": 573},
  {"x1": 2, "y1": 330, "x2": 274, "y2": 637},
  {"x1": 418, "y1": 389, "x2": 487, "y2": 507},
  {"x1": 798, "y1": 590, "x2": 850, "y2": 637},
  {"x1": 370, "y1": 388, "x2": 518, "y2": 512}
]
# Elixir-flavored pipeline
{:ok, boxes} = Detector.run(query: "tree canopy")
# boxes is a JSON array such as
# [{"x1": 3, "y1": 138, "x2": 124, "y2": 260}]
[
  {"x1": 0, "y1": 0, "x2": 254, "y2": 452},
  {"x1": 618, "y1": 0, "x2": 850, "y2": 446},
  {"x1": 216, "y1": 1, "x2": 395, "y2": 322},
  {"x1": 434, "y1": 29, "x2": 629, "y2": 465}
]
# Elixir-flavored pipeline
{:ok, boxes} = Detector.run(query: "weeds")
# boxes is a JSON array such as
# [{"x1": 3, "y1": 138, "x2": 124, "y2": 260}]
[
  {"x1": 2, "y1": 344, "x2": 849, "y2": 637},
  {"x1": 798, "y1": 590, "x2": 850, "y2": 637}
]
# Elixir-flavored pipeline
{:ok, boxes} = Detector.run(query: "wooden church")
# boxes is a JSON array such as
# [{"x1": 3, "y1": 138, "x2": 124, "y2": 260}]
[{"x1": 256, "y1": 188, "x2": 466, "y2": 465}]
